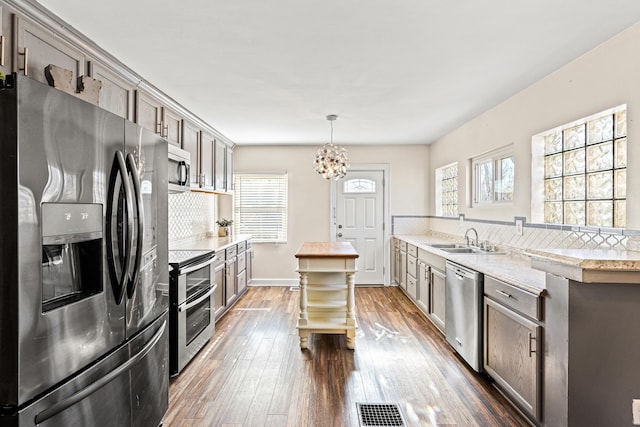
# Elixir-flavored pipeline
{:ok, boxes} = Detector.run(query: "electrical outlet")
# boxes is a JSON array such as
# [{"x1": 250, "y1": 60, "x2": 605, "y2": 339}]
[
  {"x1": 459, "y1": 214, "x2": 464, "y2": 227},
  {"x1": 633, "y1": 399, "x2": 640, "y2": 425},
  {"x1": 515, "y1": 219, "x2": 523, "y2": 236}
]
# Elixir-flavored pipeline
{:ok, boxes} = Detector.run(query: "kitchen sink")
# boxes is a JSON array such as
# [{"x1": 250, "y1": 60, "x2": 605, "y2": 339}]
[
  {"x1": 440, "y1": 247, "x2": 479, "y2": 253},
  {"x1": 428, "y1": 243, "x2": 503, "y2": 254}
]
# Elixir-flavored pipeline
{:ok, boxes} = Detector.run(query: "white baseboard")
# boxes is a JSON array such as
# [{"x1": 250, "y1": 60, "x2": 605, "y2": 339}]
[{"x1": 248, "y1": 278, "x2": 300, "y2": 287}]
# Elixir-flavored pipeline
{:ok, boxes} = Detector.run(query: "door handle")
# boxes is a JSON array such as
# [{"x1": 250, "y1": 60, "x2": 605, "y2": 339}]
[
  {"x1": 106, "y1": 151, "x2": 132, "y2": 305},
  {"x1": 125, "y1": 153, "x2": 144, "y2": 299}
]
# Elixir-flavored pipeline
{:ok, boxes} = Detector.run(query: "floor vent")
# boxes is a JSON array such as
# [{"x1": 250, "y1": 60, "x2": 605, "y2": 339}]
[
  {"x1": 356, "y1": 402, "x2": 405, "y2": 427},
  {"x1": 289, "y1": 286, "x2": 299, "y2": 291}
]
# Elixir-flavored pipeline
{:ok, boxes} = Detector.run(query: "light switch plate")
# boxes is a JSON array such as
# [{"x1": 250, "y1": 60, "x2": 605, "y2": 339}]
[
  {"x1": 515, "y1": 219, "x2": 523, "y2": 236},
  {"x1": 459, "y1": 214, "x2": 464, "y2": 227},
  {"x1": 633, "y1": 399, "x2": 640, "y2": 425}
]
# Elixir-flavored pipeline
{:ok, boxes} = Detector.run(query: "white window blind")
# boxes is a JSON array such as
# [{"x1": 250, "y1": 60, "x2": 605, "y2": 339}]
[{"x1": 233, "y1": 173, "x2": 288, "y2": 243}]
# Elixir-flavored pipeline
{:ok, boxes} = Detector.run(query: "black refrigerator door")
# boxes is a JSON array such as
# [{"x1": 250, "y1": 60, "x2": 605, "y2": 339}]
[
  {"x1": 0, "y1": 74, "x2": 126, "y2": 407},
  {"x1": 124, "y1": 121, "x2": 169, "y2": 338}
]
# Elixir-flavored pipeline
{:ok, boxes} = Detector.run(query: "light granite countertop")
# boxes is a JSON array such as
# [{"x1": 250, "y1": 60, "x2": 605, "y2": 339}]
[
  {"x1": 169, "y1": 234, "x2": 252, "y2": 252},
  {"x1": 395, "y1": 234, "x2": 547, "y2": 295},
  {"x1": 525, "y1": 248, "x2": 640, "y2": 283}
]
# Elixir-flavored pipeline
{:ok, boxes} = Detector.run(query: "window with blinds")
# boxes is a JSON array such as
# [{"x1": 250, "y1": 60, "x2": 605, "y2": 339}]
[{"x1": 233, "y1": 173, "x2": 288, "y2": 243}]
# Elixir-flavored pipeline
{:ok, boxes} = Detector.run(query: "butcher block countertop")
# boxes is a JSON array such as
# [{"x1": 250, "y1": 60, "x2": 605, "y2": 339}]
[{"x1": 295, "y1": 242, "x2": 360, "y2": 258}]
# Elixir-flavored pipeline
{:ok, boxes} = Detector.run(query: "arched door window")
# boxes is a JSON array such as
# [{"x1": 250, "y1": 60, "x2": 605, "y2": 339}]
[{"x1": 343, "y1": 178, "x2": 376, "y2": 193}]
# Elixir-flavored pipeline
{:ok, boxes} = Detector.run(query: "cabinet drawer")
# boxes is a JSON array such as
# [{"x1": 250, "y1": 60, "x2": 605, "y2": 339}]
[
  {"x1": 485, "y1": 276, "x2": 541, "y2": 321},
  {"x1": 237, "y1": 240, "x2": 246, "y2": 253},
  {"x1": 407, "y1": 255, "x2": 417, "y2": 278},
  {"x1": 226, "y1": 245, "x2": 237, "y2": 259},
  {"x1": 407, "y1": 244, "x2": 418, "y2": 257},
  {"x1": 237, "y1": 251, "x2": 246, "y2": 272}
]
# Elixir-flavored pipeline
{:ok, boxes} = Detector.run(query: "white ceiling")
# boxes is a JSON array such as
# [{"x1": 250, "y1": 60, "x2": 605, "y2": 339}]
[{"x1": 36, "y1": 0, "x2": 640, "y2": 145}]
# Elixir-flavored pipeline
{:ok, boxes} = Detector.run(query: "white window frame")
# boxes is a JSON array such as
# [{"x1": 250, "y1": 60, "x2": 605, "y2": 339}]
[
  {"x1": 472, "y1": 145, "x2": 514, "y2": 206},
  {"x1": 233, "y1": 172, "x2": 288, "y2": 243},
  {"x1": 435, "y1": 162, "x2": 458, "y2": 217}
]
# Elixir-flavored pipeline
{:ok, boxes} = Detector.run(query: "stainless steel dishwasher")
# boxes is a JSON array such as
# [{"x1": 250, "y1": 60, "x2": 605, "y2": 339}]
[{"x1": 445, "y1": 261, "x2": 483, "y2": 372}]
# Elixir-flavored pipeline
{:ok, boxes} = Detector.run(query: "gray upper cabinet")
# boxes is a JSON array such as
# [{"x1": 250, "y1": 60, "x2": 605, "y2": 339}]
[
  {"x1": 162, "y1": 105, "x2": 182, "y2": 147},
  {"x1": 225, "y1": 146, "x2": 233, "y2": 193},
  {"x1": 214, "y1": 139, "x2": 226, "y2": 193},
  {"x1": 200, "y1": 132, "x2": 215, "y2": 191},
  {"x1": 181, "y1": 119, "x2": 200, "y2": 189},
  {"x1": 88, "y1": 60, "x2": 134, "y2": 120},
  {"x1": 13, "y1": 14, "x2": 85, "y2": 89},
  {"x1": 0, "y1": 5, "x2": 8, "y2": 75},
  {"x1": 135, "y1": 90, "x2": 183, "y2": 147},
  {"x1": 135, "y1": 90, "x2": 162, "y2": 136}
]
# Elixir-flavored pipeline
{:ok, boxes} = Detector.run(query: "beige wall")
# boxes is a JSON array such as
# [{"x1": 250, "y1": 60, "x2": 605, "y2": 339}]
[
  {"x1": 232, "y1": 144, "x2": 429, "y2": 282},
  {"x1": 429, "y1": 21, "x2": 640, "y2": 228}
]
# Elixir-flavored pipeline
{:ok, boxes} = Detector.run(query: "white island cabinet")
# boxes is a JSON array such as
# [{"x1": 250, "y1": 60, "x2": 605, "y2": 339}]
[{"x1": 295, "y1": 242, "x2": 359, "y2": 350}]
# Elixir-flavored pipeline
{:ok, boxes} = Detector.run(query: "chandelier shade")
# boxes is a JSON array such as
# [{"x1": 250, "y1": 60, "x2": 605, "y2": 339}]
[{"x1": 313, "y1": 115, "x2": 349, "y2": 180}]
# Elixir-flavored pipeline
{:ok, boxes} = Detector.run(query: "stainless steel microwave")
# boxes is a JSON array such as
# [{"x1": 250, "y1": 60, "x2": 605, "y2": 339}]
[{"x1": 168, "y1": 144, "x2": 190, "y2": 193}]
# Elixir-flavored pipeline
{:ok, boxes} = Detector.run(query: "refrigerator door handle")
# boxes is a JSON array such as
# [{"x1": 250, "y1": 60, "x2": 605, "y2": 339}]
[
  {"x1": 106, "y1": 151, "x2": 133, "y2": 305},
  {"x1": 34, "y1": 319, "x2": 167, "y2": 425},
  {"x1": 125, "y1": 152, "x2": 144, "y2": 299}
]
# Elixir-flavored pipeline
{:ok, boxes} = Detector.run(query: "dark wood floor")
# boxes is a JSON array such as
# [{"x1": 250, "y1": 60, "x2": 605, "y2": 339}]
[{"x1": 163, "y1": 286, "x2": 530, "y2": 427}]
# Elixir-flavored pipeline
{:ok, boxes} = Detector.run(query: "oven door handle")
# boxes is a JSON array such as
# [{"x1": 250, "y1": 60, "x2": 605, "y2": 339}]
[
  {"x1": 178, "y1": 285, "x2": 216, "y2": 313},
  {"x1": 178, "y1": 255, "x2": 217, "y2": 275}
]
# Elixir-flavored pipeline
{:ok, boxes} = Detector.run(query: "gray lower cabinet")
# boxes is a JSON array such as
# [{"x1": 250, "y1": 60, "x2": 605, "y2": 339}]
[
  {"x1": 483, "y1": 275, "x2": 542, "y2": 422},
  {"x1": 236, "y1": 241, "x2": 247, "y2": 294},
  {"x1": 416, "y1": 246, "x2": 446, "y2": 333},
  {"x1": 225, "y1": 245, "x2": 237, "y2": 306},
  {"x1": 246, "y1": 242, "x2": 253, "y2": 286},
  {"x1": 416, "y1": 259, "x2": 429, "y2": 314},
  {"x1": 399, "y1": 241, "x2": 407, "y2": 290},
  {"x1": 214, "y1": 239, "x2": 252, "y2": 321},
  {"x1": 391, "y1": 238, "x2": 401, "y2": 285},
  {"x1": 406, "y1": 244, "x2": 418, "y2": 300},
  {"x1": 429, "y1": 266, "x2": 446, "y2": 332},
  {"x1": 213, "y1": 256, "x2": 226, "y2": 320}
]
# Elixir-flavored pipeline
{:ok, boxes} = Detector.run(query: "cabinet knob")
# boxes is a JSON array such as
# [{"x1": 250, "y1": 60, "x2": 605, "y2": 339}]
[{"x1": 337, "y1": 233, "x2": 343, "y2": 238}]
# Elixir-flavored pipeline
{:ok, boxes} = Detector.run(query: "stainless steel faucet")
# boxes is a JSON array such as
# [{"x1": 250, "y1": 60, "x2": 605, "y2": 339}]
[{"x1": 464, "y1": 227, "x2": 479, "y2": 247}]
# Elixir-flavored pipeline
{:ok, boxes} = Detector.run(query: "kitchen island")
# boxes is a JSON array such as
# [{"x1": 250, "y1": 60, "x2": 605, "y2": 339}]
[{"x1": 294, "y1": 242, "x2": 359, "y2": 350}]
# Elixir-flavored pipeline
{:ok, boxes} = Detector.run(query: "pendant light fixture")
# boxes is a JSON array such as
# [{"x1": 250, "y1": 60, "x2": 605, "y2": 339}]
[{"x1": 313, "y1": 114, "x2": 349, "y2": 180}]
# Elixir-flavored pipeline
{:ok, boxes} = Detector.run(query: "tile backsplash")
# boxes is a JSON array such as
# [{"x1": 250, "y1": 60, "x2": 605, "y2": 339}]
[
  {"x1": 394, "y1": 215, "x2": 638, "y2": 251},
  {"x1": 168, "y1": 192, "x2": 217, "y2": 244}
]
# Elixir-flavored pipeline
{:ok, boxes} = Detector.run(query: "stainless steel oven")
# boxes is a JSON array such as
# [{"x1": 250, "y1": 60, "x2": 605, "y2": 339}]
[
  {"x1": 168, "y1": 249, "x2": 217, "y2": 376},
  {"x1": 168, "y1": 144, "x2": 191, "y2": 193}
]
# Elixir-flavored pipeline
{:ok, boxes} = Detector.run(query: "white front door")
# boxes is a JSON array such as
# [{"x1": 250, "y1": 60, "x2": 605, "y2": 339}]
[{"x1": 334, "y1": 169, "x2": 385, "y2": 285}]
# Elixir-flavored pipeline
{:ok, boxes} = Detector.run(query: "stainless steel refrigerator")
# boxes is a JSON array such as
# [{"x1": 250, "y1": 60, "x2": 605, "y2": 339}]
[{"x1": 0, "y1": 74, "x2": 169, "y2": 427}]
